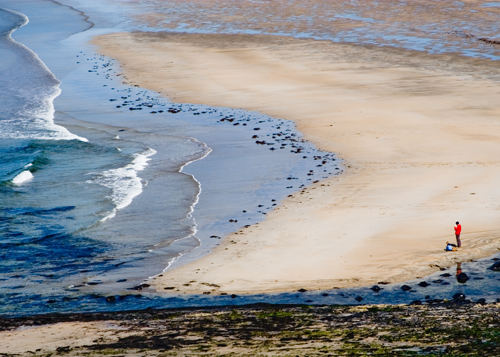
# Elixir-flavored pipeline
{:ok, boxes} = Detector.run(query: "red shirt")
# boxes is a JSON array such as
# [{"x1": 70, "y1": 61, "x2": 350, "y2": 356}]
[{"x1": 454, "y1": 224, "x2": 461, "y2": 235}]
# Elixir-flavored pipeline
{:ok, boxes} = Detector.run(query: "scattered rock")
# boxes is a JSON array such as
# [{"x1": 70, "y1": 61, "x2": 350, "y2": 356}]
[
  {"x1": 417, "y1": 281, "x2": 430, "y2": 287},
  {"x1": 132, "y1": 283, "x2": 150, "y2": 290},
  {"x1": 488, "y1": 261, "x2": 500, "y2": 271},
  {"x1": 370, "y1": 285, "x2": 382, "y2": 293},
  {"x1": 452, "y1": 293, "x2": 466, "y2": 303},
  {"x1": 401, "y1": 285, "x2": 412, "y2": 291},
  {"x1": 355, "y1": 296, "x2": 363, "y2": 302},
  {"x1": 297, "y1": 288, "x2": 307, "y2": 293}
]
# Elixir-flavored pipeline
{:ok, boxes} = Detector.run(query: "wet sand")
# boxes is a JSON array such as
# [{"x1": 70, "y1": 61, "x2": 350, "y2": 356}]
[{"x1": 93, "y1": 32, "x2": 500, "y2": 295}]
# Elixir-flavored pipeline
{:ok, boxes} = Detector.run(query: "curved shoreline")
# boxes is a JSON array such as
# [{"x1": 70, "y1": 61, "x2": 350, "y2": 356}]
[{"x1": 94, "y1": 31, "x2": 500, "y2": 295}]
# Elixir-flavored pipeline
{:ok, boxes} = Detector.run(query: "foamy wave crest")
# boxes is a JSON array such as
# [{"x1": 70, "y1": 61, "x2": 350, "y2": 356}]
[
  {"x1": 0, "y1": 8, "x2": 87, "y2": 142},
  {"x1": 1, "y1": 87, "x2": 89, "y2": 142},
  {"x1": 95, "y1": 148, "x2": 157, "y2": 222},
  {"x1": 12, "y1": 170, "x2": 33, "y2": 185}
]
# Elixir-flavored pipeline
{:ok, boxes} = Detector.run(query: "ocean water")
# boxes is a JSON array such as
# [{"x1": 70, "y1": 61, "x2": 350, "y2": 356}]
[
  {"x1": 0, "y1": 3, "x2": 209, "y2": 310},
  {"x1": 0, "y1": 0, "x2": 498, "y2": 317},
  {"x1": 0, "y1": 0, "x2": 344, "y2": 315}
]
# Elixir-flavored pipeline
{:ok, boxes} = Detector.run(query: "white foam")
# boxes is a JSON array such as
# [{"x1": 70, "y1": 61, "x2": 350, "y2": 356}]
[
  {"x1": 96, "y1": 148, "x2": 157, "y2": 222},
  {"x1": 1, "y1": 8, "x2": 87, "y2": 142},
  {"x1": 12, "y1": 170, "x2": 33, "y2": 185}
]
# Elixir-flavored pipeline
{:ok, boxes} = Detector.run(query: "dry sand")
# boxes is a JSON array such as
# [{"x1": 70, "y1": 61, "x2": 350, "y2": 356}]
[{"x1": 93, "y1": 32, "x2": 500, "y2": 294}]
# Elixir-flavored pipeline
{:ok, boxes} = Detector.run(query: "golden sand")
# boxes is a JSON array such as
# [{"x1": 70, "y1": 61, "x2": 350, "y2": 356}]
[{"x1": 93, "y1": 32, "x2": 500, "y2": 294}]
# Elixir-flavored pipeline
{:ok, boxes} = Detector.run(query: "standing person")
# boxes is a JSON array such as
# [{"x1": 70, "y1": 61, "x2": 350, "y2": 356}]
[{"x1": 454, "y1": 221, "x2": 462, "y2": 247}]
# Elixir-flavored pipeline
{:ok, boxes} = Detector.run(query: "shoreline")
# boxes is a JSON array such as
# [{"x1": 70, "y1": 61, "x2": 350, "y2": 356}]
[
  {"x1": 93, "y1": 32, "x2": 500, "y2": 295},
  {"x1": 1, "y1": 0, "x2": 347, "y2": 316}
]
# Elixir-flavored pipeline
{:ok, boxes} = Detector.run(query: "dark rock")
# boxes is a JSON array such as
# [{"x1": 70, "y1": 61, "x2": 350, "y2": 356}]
[
  {"x1": 427, "y1": 298, "x2": 443, "y2": 304},
  {"x1": 116, "y1": 279, "x2": 127, "y2": 283},
  {"x1": 440, "y1": 273, "x2": 452, "y2": 277},
  {"x1": 354, "y1": 296, "x2": 363, "y2": 302},
  {"x1": 321, "y1": 293, "x2": 329, "y2": 297},
  {"x1": 105, "y1": 296, "x2": 116, "y2": 303},
  {"x1": 378, "y1": 281, "x2": 390, "y2": 285},
  {"x1": 231, "y1": 294, "x2": 238, "y2": 298},
  {"x1": 432, "y1": 279, "x2": 443, "y2": 284},
  {"x1": 488, "y1": 261, "x2": 500, "y2": 271},
  {"x1": 370, "y1": 285, "x2": 382, "y2": 293},
  {"x1": 47, "y1": 299, "x2": 56, "y2": 304},
  {"x1": 400, "y1": 285, "x2": 412, "y2": 291},
  {"x1": 452, "y1": 293, "x2": 466, "y2": 302},
  {"x1": 417, "y1": 281, "x2": 430, "y2": 287},
  {"x1": 87, "y1": 281, "x2": 101, "y2": 286},
  {"x1": 456, "y1": 272, "x2": 469, "y2": 284},
  {"x1": 297, "y1": 288, "x2": 307, "y2": 293},
  {"x1": 164, "y1": 286, "x2": 175, "y2": 290},
  {"x1": 476, "y1": 298, "x2": 486, "y2": 305},
  {"x1": 132, "y1": 283, "x2": 151, "y2": 290}
]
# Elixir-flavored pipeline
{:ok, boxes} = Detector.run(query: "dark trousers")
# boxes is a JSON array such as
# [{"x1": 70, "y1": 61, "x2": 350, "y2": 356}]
[{"x1": 456, "y1": 234, "x2": 461, "y2": 248}]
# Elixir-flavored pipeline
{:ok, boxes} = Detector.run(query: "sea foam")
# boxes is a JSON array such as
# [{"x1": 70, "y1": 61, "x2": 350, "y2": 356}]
[
  {"x1": 12, "y1": 170, "x2": 33, "y2": 185},
  {"x1": 0, "y1": 8, "x2": 87, "y2": 142},
  {"x1": 95, "y1": 148, "x2": 157, "y2": 222}
]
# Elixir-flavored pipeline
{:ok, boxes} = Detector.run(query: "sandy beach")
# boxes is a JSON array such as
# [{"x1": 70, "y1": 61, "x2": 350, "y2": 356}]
[{"x1": 93, "y1": 32, "x2": 500, "y2": 295}]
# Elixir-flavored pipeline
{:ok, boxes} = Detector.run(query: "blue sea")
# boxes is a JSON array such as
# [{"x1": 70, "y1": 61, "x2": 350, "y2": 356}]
[{"x1": 0, "y1": 0, "x2": 498, "y2": 316}]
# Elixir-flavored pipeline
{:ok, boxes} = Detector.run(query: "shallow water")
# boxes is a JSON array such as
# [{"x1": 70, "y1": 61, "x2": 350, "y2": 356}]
[{"x1": 63, "y1": 0, "x2": 500, "y2": 60}]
